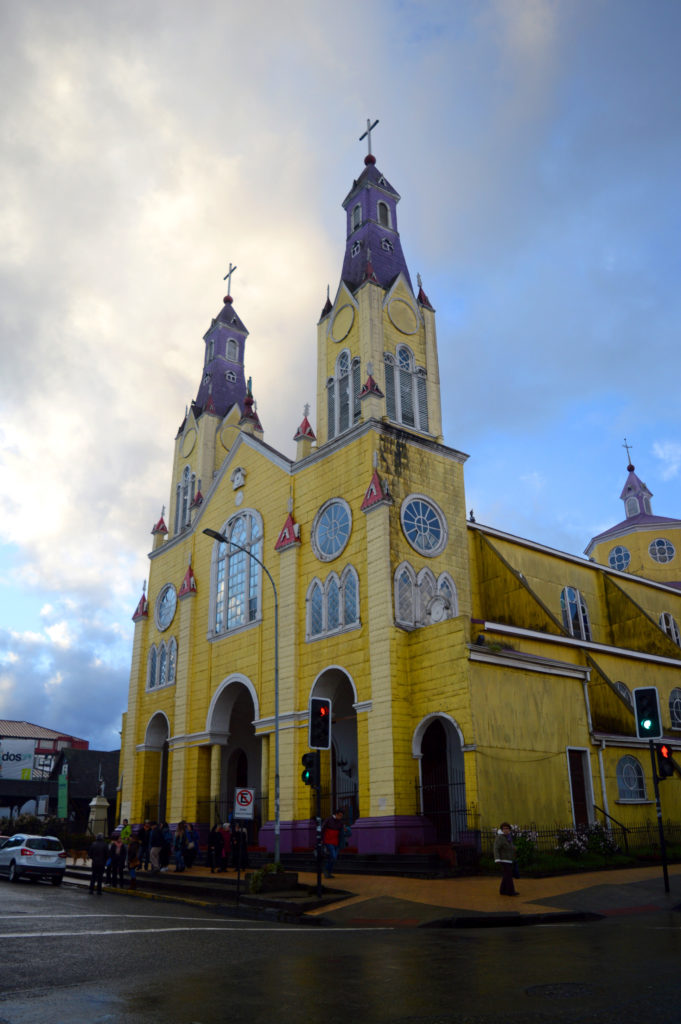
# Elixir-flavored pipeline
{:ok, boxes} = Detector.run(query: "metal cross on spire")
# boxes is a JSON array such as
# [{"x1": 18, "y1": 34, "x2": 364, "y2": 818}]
[
  {"x1": 359, "y1": 117, "x2": 379, "y2": 157},
  {"x1": 623, "y1": 437, "x2": 634, "y2": 466},
  {"x1": 223, "y1": 262, "x2": 238, "y2": 295}
]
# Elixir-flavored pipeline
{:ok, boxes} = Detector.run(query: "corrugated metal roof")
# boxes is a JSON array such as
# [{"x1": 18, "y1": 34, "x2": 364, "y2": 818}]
[{"x1": 0, "y1": 720, "x2": 85, "y2": 742}]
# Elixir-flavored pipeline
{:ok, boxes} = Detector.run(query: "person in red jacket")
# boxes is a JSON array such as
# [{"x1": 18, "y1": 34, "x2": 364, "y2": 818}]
[{"x1": 322, "y1": 809, "x2": 345, "y2": 878}]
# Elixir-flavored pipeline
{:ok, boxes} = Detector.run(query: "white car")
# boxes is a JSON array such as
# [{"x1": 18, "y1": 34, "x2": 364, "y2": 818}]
[{"x1": 0, "y1": 833, "x2": 66, "y2": 885}]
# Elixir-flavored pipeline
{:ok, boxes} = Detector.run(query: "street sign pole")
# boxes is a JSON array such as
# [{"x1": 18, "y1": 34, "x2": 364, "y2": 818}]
[{"x1": 649, "y1": 739, "x2": 670, "y2": 894}]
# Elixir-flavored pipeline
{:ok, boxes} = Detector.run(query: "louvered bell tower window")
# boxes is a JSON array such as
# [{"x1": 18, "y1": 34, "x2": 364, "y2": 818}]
[{"x1": 384, "y1": 346, "x2": 428, "y2": 432}]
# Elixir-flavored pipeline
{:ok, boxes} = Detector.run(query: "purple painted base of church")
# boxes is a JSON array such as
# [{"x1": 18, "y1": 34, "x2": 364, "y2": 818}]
[{"x1": 258, "y1": 815, "x2": 437, "y2": 855}]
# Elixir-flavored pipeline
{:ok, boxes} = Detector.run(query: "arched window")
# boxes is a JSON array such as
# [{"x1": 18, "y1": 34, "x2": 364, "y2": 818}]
[
  {"x1": 158, "y1": 644, "x2": 167, "y2": 687},
  {"x1": 438, "y1": 573, "x2": 458, "y2": 617},
  {"x1": 352, "y1": 204, "x2": 361, "y2": 231},
  {"x1": 167, "y1": 637, "x2": 177, "y2": 684},
  {"x1": 396, "y1": 562, "x2": 457, "y2": 628},
  {"x1": 669, "y1": 687, "x2": 681, "y2": 729},
  {"x1": 226, "y1": 338, "x2": 238, "y2": 361},
  {"x1": 625, "y1": 496, "x2": 639, "y2": 517},
  {"x1": 206, "y1": 338, "x2": 215, "y2": 363},
  {"x1": 306, "y1": 567, "x2": 360, "y2": 639},
  {"x1": 309, "y1": 581, "x2": 323, "y2": 636},
  {"x1": 384, "y1": 347, "x2": 429, "y2": 432},
  {"x1": 616, "y1": 756, "x2": 646, "y2": 801},
  {"x1": 175, "y1": 465, "x2": 196, "y2": 534},
  {"x1": 395, "y1": 563, "x2": 416, "y2": 627},
  {"x1": 342, "y1": 566, "x2": 359, "y2": 626},
  {"x1": 660, "y1": 612, "x2": 681, "y2": 646},
  {"x1": 560, "y1": 586, "x2": 592, "y2": 641},
  {"x1": 327, "y1": 351, "x2": 361, "y2": 440},
  {"x1": 327, "y1": 575, "x2": 340, "y2": 630},
  {"x1": 213, "y1": 512, "x2": 262, "y2": 635},
  {"x1": 147, "y1": 647, "x2": 157, "y2": 690},
  {"x1": 377, "y1": 200, "x2": 390, "y2": 228}
]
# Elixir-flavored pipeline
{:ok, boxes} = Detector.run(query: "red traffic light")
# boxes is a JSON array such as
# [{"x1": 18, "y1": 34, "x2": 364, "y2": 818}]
[{"x1": 657, "y1": 743, "x2": 675, "y2": 779}]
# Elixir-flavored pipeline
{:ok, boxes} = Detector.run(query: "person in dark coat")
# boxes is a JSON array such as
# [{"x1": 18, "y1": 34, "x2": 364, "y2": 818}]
[
  {"x1": 231, "y1": 823, "x2": 249, "y2": 872},
  {"x1": 493, "y1": 822, "x2": 518, "y2": 896},
  {"x1": 88, "y1": 833, "x2": 109, "y2": 895},
  {"x1": 106, "y1": 836, "x2": 125, "y2": 887},
  {"x1": 149, "y1": 822, "x2": 163, "y2": 874},
  {"x1": 208, "y1": 824, "x2": 222, "y2": 873}
]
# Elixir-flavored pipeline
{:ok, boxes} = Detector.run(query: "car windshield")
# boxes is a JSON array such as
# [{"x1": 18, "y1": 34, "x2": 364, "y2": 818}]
[{"x1": 25, "y1": 838, "x2": 63, "y2": 852}]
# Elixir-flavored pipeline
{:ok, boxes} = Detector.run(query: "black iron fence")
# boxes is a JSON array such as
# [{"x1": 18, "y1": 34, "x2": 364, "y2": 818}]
[
  {"x1": 414, "y1": 779, "x2": 479, "y2": 842},
  {"x1": 479, "y1": 819, "x2": 681, "y2": 859}
]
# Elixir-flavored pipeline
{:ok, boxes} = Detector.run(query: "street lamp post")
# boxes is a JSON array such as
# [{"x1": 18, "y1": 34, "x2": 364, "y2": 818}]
[{"x1": 203, "y1": 527, "x2": 280, "y2": 865}]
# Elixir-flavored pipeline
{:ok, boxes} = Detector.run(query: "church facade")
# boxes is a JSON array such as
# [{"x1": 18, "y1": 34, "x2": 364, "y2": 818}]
[{"x1": 119, "y1": 140, "x2": 681, "y2": 853}]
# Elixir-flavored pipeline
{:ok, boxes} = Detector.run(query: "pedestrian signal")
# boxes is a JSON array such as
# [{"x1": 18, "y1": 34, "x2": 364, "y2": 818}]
[{"x1": 657, "y1": 743, "x2": 675, "y2": 779}]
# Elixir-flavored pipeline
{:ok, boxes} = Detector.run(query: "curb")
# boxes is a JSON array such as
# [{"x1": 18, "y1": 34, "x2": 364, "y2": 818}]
[{"x1": 420, "y1": 910, "x2": 605, "y2": 929}]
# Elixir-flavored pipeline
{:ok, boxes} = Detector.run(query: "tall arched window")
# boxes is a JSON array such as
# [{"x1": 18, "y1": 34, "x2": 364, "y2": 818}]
[
  {"x1": 158, "y1": 644, "x2": 167, "y2": 687},
  {"x1": 327, "y1": 352, "x2": 361, "y2": 440},
  {"x1": 384, "y1": 347, "x2": 429, "y2": 432},
  {"x1": 226, "y1": 338, "x2": 238, "y2": 361},
  {"x1": 167, "y1": 637, "x2": 177, "y2": 684},
  {"x1": 660, "y1": 612, "x2": 681, "y2": 646},
  {"x1": 175, "y1": 465, "x2": 196, "y2": 534},
  {"x1": 616, "y1": 755, "x2": 646, "y2": 801},
  {"x1": 352, "y1": 204, "x2": 361, "y2": 231},
  {"x1": 377, "y1": 200, "x2": 390, "y2": 227},
  {"x1": 395, "y1": 563, "x2": 416, "y2": 627},
  {"x1": 560, "y1": 586, "x2": 592, "y2": 641},
  {"x1": 310, "y1": 581, "x2": 323, "y2": 636},
  {"x1": 214, "y1": 512, "x2": 262, "y2": 634},
  {"x1": 147, "y1": 647, "x2": 157, "y2": 690}
]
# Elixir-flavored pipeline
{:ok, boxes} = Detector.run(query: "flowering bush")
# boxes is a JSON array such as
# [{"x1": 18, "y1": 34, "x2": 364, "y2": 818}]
[
  {"x1": 511, "y1": 825, "x2": 538, "y2": 866},
  {"x1": 555, "y1": 823, "x2": 619, "y2": 858}
]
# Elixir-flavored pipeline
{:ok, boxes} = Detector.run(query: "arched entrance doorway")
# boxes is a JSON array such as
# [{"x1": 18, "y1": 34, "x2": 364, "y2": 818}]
[
  {"x1": 415, "y1": 715, "x2": 467, "y2": 841},
  {"x1": 144, "y1": 713, "x2": 169, "y2": 823},
  {"x1": 206, "y1": 678, "x2": 261, "y2": 835},
  {"x1": 310, "y1": 667, "x2": 359, "y2": 822}
]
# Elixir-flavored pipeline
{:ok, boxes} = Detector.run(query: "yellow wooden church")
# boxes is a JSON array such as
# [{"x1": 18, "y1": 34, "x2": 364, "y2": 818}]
[{"x1": 119, "y1": 134, "x2": 681, "y2": 855}]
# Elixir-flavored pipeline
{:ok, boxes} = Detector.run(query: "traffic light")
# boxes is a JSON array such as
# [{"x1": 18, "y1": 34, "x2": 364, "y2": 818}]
[
  {"x1": 309, "y1": 697, "x2": 332, "y2": 750},
  {"x1": 633, "y1": 686, "x2": 662, "y2": 739},
  {"x1": 301, "y1": 752, "x2": 319, "y2": 787},
  {"x1": 657, "y1": 743, "x2": 675, "y2": 779}
]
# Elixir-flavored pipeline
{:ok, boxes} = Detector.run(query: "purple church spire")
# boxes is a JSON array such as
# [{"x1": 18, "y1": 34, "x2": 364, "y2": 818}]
[
  {"x1": 193, "y1": 289, "x2": 249, "y2": 421},
  {"x1": 339, "y1": 141, "x2": 413, "y2": 294}
]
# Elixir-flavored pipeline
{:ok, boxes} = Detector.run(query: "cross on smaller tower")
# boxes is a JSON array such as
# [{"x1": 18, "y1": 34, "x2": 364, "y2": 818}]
[
  {"x1": 623, "y1": 437, "x2": 634, "y2": 467},
  {"x1": 303, "y1": 403, "x2": 310, "y2": 418},
  {"x1": 223, "y1": 262, "x2": 238, "y2": 295},
  {"x1": 359, "y1": 117, "x2": 379, "y2": 157}
]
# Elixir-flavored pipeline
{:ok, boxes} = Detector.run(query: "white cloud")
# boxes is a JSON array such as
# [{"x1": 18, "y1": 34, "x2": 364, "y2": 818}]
[{"x1": 653, "y1": 442, "x2": 681, "y2": 481}]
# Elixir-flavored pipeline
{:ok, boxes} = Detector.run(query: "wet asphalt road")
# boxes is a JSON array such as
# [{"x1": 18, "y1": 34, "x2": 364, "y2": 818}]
[{"x1": 0, "y1": 880, "x2": 680, "y2": 1023}]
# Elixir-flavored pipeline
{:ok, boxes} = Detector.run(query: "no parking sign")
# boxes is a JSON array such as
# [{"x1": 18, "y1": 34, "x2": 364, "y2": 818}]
[{"x1": 233, "y1": 787, "x2": 256, "y2": 820}]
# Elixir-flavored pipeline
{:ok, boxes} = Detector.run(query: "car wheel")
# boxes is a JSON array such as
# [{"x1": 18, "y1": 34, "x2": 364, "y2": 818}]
[
  {"x1": 51, "y1": 875, "x2": 63, "y2": 887},
  {"x1": 9, "y1": 862, "x2": 20, "y2": 883}
]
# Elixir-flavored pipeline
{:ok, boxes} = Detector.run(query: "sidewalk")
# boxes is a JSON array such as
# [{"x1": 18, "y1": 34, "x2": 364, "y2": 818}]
[{"x1": 64, "y1": 860, "x2": 681, "y2": 928}]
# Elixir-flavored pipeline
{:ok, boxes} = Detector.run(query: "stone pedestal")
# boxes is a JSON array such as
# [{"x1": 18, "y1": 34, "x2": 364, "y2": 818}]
[{"x1": 88, "y1": 794, "x2": 110, "y2": 837}]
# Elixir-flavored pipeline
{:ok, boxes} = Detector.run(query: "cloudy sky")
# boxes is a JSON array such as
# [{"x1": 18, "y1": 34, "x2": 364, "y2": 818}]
[{"x1": 1, "y1": 0, "x2": 679, "y2": 751}]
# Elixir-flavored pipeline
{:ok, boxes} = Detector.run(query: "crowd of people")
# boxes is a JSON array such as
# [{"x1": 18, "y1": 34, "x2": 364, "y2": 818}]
[{"x1": 87, "y1": 817, "x2": 251, "y2": 893}]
